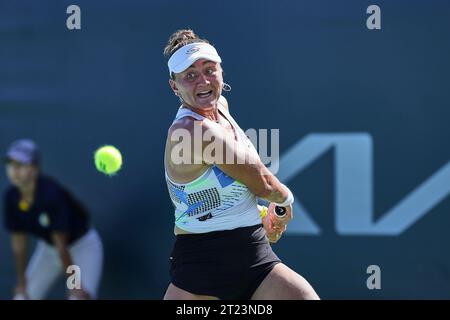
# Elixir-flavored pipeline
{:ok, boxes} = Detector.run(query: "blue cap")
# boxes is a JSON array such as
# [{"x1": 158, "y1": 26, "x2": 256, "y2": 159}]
[{"x1": 6, "y1": 139, "x2": 40, "y2": 165}]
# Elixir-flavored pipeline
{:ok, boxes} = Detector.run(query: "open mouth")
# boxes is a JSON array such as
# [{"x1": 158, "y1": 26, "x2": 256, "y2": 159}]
[{"x1": 196, "y1": 90, "x2": 213, "y2": 98}]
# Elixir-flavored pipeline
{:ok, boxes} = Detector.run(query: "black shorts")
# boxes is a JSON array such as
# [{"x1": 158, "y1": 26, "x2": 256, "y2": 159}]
[{"x1": 169, "y1": 224, "x2": 281, "y2": 300}]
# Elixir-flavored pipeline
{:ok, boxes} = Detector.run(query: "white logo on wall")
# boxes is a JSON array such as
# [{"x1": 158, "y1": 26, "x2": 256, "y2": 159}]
[
  {"x1": 278, "y1": 133, "x2": 450, "y2": 235},
  {"x1": 39, "y1": 212, "x2": 50, "y2": 228},
  {"x1": 66, "y1": 5, "x2": 81, "y2": 30}
]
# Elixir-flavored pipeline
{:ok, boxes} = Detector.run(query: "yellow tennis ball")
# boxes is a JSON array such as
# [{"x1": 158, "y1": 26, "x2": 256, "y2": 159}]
[
  {"x1": 94, "y1": 145, "x2": 122, "y2": 175},
  {"x1": 259, "y1": 206, "x2": 268, "y2": 219}
]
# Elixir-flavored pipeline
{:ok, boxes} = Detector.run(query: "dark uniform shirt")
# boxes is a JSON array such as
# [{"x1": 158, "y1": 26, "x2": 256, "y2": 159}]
[{"x1": 3, "y1": 175, "x2": 90, "y2": 245}]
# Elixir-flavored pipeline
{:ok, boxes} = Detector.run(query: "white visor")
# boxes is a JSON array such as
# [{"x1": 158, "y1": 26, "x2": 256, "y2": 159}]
[{"x1": 168, "y1": 42, "x2": 222, "y2": 75}]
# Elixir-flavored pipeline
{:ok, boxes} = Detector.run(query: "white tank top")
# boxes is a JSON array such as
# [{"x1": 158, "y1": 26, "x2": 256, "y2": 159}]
[{"x1": 165, "y1": 99, "x2": 261, "y2": 233}]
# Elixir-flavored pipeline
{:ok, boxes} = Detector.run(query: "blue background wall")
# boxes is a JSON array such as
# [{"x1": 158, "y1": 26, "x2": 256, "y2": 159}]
[{"x1": 1, "y1": 0, "x2": 449, "y2": 299}]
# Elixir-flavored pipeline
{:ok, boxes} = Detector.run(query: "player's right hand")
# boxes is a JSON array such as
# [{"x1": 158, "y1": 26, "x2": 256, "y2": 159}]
[{"x1": 262, "y1": 203, "x2": 292, "y2": 243}]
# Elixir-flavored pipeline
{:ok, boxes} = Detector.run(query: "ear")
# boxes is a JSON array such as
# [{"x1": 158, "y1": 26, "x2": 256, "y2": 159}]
[{"x1": 169, "y1": 79, "x2": 178, "y2": 95}]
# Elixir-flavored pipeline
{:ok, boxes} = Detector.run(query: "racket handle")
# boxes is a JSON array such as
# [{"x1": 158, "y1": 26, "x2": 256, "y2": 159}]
[{"x1": 274, "y1": 206, "x2": 287, "y2": 218}]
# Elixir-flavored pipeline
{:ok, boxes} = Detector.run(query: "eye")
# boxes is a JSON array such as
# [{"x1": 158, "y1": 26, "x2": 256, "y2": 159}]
[
  {"x1": 206, "y1": 68, "x2": 215, "y2": 75},
  {"x1": 186, "y1": 72, "x2": 196, "y2": 80}
]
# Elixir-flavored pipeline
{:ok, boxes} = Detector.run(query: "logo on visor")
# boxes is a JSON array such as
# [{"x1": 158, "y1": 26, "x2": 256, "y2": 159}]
[{"x1": 186, "y1": 47, "x2": 200, "y2": 54}]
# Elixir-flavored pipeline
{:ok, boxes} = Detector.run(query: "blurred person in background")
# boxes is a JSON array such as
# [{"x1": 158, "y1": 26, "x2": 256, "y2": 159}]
[{"x1": 2, "y1": 139, "x2": 103, "y2": 300}]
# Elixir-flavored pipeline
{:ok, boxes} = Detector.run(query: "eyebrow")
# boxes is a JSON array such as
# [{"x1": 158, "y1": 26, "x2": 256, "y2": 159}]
[{"x1": 185, "y1": 60, "x2": 216, "y2": 70}]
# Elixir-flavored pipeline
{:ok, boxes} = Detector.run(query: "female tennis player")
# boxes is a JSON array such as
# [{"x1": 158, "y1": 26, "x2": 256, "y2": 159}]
[
  {"x1": 163, "y1": 29, "x2": 319, "y2": 300},
  {"x1": 3, "y1": 139, "x2": 103, "y2": 300}
]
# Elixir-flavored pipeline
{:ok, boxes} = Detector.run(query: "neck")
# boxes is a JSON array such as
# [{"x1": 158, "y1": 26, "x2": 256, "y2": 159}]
[
  {"x1": 183, "y1": 103, "x2": 220, "y2": 122},
  {"x1": 19, "y1": 177, "x2": 37, "y2": 199}
]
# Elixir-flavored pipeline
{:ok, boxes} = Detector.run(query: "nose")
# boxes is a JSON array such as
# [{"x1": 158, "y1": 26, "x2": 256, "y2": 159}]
[{"x1": 196, "y1": 72, "x2": 210, "y2": 85}]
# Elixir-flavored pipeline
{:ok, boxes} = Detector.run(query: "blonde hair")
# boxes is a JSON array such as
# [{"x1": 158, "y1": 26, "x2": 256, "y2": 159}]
[{"x1": 163, "y1": 29, "x2": 210, "y2": 58}]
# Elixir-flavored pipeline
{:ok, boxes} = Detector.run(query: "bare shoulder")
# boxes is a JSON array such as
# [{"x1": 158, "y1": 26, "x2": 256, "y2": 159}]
[
  {"x1": 168, "y1": 116, "x2": 199, "y2": 136},
  {"x1": 165, "y1": 117, "x2": 210, "y2": 183},
  {"x1": 166, "y1": 116, "x2": 217, "y2": 156}
]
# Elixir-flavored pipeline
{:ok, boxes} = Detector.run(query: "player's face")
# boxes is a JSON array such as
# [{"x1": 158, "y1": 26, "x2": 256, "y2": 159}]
[
  {"x1": 6, "y1": 160, "x2": 38, "y2": 188},
  {"x1": 170, "y1": 59, "x2": 223, "y2": 109}
]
